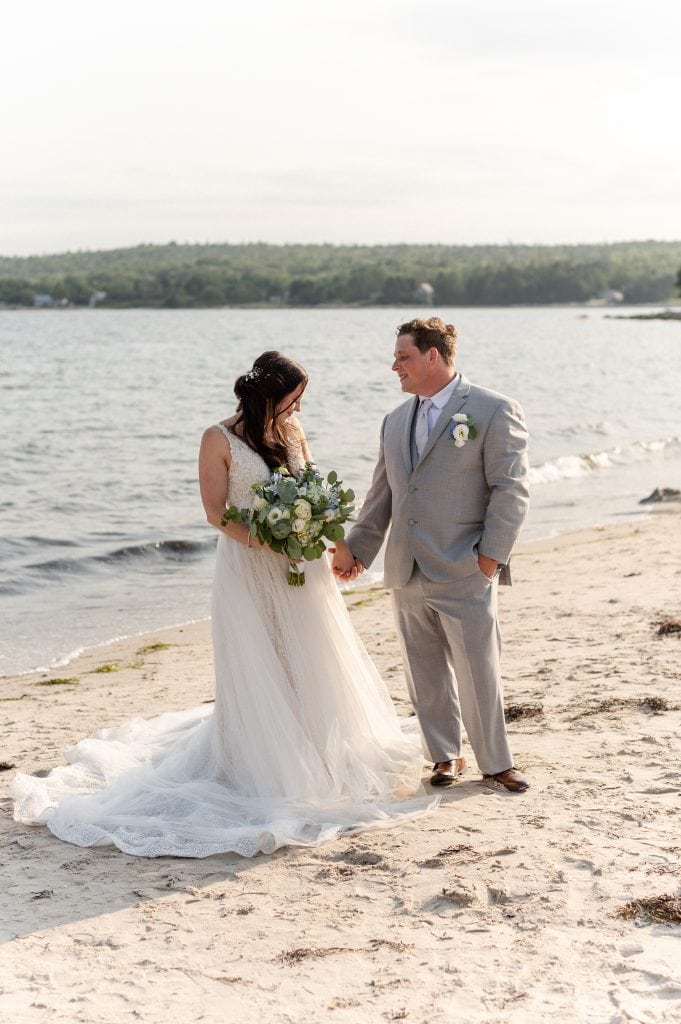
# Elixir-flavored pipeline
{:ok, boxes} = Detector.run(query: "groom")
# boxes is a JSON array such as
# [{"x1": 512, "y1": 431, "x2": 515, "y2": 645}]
[{"x1": 332, "y1": 317, "x2": 530, "y2": 792}]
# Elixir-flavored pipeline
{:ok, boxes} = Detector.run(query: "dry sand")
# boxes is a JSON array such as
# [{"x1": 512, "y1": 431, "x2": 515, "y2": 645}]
[{"x1": 1, "y1": 512, "x2": 680, "y2": 1023}]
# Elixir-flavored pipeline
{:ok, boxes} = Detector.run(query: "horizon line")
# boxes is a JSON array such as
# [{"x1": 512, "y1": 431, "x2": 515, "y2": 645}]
[{"x1": 4, "y1": 237, "x2": 681, "y2": 261}]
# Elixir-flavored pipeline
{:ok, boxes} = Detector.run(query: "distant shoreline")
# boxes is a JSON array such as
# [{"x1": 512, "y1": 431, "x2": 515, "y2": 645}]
[
  {"x1": 1, "y1": 239, "x2": 679, "y2": 309},
  {"x1": 2, "y1": 301, "x2": 680, "y2": 313}
]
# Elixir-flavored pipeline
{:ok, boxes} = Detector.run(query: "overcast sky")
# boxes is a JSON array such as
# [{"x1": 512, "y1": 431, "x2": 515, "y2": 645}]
[{"x1": 3, "y1": 0, "x2": 680, "y2": 255}]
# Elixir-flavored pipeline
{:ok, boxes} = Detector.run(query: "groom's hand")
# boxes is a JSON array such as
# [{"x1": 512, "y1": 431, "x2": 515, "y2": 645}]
[
  {"x1": 330, "y1": 542, "x2": 364, "y2": 581},
  {"x1": 477, "y1": 553, "x2": 498, "y2": 579}
]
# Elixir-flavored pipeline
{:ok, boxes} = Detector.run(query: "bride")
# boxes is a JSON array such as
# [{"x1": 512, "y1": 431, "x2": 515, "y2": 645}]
[{"x1": 12, "y1": 351, "x2": 437, "y2": 858}]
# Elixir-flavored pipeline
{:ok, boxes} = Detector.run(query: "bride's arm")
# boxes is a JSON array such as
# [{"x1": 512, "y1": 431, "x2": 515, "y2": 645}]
[{"x1": 198, "y1": 427, "x2": 252, "y2": 547}]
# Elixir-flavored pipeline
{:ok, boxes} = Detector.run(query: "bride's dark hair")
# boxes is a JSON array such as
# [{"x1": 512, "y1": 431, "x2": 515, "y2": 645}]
[{"x1": 234, "y1": 351, "x2": 308, "y2": 470}]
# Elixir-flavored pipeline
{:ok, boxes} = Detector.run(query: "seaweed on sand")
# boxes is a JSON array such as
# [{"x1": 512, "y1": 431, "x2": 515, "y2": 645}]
[
  {"x1": 617, "y1": 895, "x2": 681, "y2": 924},
  {"x1": 505, "y1": 703, "x2": 543, "y2": 722}
]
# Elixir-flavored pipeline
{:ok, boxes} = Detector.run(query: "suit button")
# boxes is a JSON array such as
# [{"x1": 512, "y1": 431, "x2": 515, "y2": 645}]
[
  {"x1": 408, "y1": 518, "x2": 417, "y2": 526},
  {"x1": 408, "y1": 485, "x2": 417, "y2": 493}
]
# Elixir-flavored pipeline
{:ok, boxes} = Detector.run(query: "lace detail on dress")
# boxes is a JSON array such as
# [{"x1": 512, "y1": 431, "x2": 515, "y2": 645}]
[
  {"x1": 214, "y1": 425, "x2": 270, "y2": 511},
  {"x1": 214, "y1": 421, "x2": 306, "y2": 506}
]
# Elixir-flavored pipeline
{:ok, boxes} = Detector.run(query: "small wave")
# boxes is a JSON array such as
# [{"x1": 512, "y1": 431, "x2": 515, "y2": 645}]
[
  {"x1": 0, "y1": 582, "x2": 23, "y2": 596},
  {"x1": 530, "y1": 435, "x2": 681, "y2": 485},
  {"x1": 11, "y1": 537, "x2": 216, "y2": 589},
  {"x1": 562, "y1": 420, "x2": 610, "y2": 436},
  {"x1": 99, "y1": 539, "x2": 213, "y2": 564},
  {"x1": 24, "y1": 535, "x2": 80, "y2": 548},
  {"x1": 18, "y1": 616, "x2": 210, "y2": 676},
  {"x1": 24, "y1": 555, "x2": 82, "y2": 574}
]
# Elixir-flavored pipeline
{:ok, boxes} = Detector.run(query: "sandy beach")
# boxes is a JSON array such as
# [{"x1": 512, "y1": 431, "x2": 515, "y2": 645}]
[{"x1": 1, "y1": 512, "x2": 680, "y2": 1024}]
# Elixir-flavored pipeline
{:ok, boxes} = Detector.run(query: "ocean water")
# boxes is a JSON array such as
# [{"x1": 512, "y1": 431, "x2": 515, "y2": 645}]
[{"x1": 1, "y1": 306, "x2": 679, "y2": 676}]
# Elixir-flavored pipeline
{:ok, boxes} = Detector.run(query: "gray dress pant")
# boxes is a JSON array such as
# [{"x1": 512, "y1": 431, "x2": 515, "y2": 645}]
[{"x1": 392, "y1": 565, "x2": 513, "y2": 776}]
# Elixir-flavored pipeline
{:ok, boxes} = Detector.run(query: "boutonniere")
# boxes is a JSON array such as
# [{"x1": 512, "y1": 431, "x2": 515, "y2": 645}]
[{"x1": 451, "y1": 413, "x2": 477, "y2": 448}]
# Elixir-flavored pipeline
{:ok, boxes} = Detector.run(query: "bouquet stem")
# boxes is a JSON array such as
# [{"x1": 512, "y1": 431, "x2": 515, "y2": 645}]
[{"x1": 287, "y1": 561, "x2": 305, "y2": 586}]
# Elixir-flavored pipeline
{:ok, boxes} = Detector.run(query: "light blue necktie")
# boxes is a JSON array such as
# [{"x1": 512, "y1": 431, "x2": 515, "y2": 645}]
[{"x1": 414, "y1": 398, "x2": 433, "y2": 459}]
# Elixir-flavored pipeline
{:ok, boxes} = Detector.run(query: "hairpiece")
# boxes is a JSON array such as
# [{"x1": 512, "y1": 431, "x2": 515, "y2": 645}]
[{"x1": 244, "y1": 367, "x2": 262, "y2": 383}]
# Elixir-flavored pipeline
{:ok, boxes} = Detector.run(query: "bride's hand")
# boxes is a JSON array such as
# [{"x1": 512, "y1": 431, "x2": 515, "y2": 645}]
[{"x1": 330, "y1": 541, "x2": 364, "y2": 581}]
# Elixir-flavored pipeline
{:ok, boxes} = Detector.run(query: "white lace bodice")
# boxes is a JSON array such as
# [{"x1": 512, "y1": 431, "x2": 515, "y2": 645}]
[
  {"x1": 215, "y1": 422, "x2": 307, "y2": 510},
  {"x1": 215, "y1": 424, "x2": 269, "y2": 509}
]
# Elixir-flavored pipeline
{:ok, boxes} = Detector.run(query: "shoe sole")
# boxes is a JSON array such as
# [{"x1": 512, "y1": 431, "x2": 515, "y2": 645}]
[
  {"x1": 483, "y1": 777, "x2": 529, "y2": 793},
  {"x1": 430, "y1": 772, "x2": 463, "y2": 787}
]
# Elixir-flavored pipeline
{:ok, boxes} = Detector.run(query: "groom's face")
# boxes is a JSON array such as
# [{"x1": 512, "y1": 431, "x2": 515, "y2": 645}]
[{"x1": 392, "y1": 334, "x2": 432, "y2": 395}]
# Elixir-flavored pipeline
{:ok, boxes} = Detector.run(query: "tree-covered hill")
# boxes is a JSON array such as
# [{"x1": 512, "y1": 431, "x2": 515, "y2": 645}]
[{"x1": 1, "y1": 240, "x2": 680, "y2": 308}]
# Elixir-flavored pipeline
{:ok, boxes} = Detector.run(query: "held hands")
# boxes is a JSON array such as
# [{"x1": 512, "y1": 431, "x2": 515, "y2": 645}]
[{"x1": 330, "y1": 540, "x2": 365, "y2": 582}]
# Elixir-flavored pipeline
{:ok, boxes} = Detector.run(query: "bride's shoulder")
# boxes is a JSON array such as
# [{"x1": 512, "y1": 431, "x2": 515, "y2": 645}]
[{"x1": 201, "y1": 420, "x2": 237, "y2": 457}]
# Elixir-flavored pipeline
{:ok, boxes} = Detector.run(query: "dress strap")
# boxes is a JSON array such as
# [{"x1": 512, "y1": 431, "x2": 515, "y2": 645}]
[{"x1": 215, "y1": 423, "x2": 233, "y2": 442}]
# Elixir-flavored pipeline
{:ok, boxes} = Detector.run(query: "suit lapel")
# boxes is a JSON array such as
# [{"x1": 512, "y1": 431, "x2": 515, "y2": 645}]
[{"x1": 416, "y1": 373, "x2": 472, "y2": 465}]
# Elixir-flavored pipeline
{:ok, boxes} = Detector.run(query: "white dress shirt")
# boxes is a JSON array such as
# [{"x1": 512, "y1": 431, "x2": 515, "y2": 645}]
[{"x1": 418, "y1": 373, "x2": 460, "y2": 433}]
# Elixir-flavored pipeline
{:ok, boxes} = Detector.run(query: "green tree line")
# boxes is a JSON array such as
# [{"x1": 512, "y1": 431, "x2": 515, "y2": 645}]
[{"x1": 1, "y1": 241, "x2": 680, "y2": 307}]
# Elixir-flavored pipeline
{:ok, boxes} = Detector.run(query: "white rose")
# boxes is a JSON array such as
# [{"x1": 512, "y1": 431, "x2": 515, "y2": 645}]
[
  {"x1": 324, "y1": 508, "x2": 337, "y2": 522},
  {"x1": 452, "y1": 424, "x2": 469, "y2": 447},
  {"x1": 453, "y1": 413, "x2": 468, "y2": 423},
  {"x1": 252, "y1": 496, "x2": 267, "y2": 511},
  {"x1": 267, "y1": 507, "x2": 283, "y2": 524},
  {"x1": 293, "y1": 498, "x2": 312, "y2": 520},
  {"x1": 292, "y1": 518, "x2": 307, "y2": 534}
]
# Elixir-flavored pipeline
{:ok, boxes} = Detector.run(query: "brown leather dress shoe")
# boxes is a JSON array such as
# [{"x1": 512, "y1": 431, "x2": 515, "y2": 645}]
[
  {"x1": 430, "y1": 758, "x2": 466, "y2": 787},
  {"x1": 483, "y1": 767, "x2": 529, "y2": 792}
]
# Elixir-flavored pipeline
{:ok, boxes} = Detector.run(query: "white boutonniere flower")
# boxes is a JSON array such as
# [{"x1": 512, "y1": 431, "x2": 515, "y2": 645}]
[{"x1": 451, "y1": 413, "x2": 477, "y2": 448}]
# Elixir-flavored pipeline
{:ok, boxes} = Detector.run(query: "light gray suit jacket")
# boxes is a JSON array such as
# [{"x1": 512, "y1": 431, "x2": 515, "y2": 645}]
[{"x1": 347, "y1": 374, "x2": 530, "y2": 588}]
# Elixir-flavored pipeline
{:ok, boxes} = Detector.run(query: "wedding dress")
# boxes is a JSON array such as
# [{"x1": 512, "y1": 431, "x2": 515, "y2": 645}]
[{"x1": 12, "y1": 427, "x2": 437, "y2": 857}]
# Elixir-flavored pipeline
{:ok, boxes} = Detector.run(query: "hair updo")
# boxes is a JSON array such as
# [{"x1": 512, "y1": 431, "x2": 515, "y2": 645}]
[{"x1": 233, "y1": 351, "x2": 308, "y2": 470}]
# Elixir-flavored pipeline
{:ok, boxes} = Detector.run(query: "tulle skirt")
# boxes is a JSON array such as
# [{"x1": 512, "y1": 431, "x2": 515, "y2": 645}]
[{"x1": 12, "y1": 541, "x2": 438, "y2": 858}]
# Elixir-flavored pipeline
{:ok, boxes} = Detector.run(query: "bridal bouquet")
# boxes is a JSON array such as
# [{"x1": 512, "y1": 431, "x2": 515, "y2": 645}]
[{"x1": 222, "y1": 463, "x2": 355, "y2": 586}]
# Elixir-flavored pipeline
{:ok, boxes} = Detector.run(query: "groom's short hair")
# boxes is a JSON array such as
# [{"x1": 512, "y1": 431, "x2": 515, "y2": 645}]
[{"x1": 397, "y1": 317, "x2": 457, "y2": 366}]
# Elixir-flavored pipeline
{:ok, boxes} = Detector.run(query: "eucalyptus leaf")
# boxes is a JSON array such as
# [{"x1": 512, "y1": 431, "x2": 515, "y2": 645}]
[
  {"x1": 271, "y1": 518, "x2": 292, "y2": 539},
  {"x1": 287, "y1": 536, "x2": 303, "y2": 559},
  {"x1": 276, "y1": 479, "x2": 298, "y2": 503}
]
